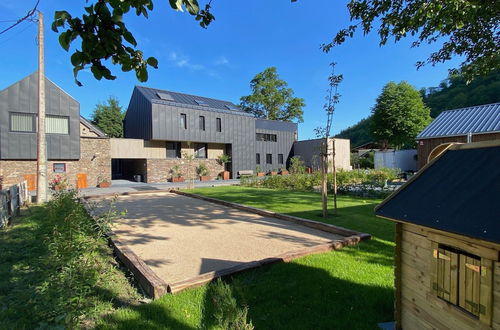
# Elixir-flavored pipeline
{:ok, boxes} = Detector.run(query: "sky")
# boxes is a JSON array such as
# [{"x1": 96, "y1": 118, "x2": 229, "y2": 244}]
[{"x1": 0, "y1": 0, "x2": 462, "y2": 140}]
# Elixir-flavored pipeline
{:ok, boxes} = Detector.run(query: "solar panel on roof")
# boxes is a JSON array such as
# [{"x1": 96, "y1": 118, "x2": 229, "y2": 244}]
[
  {"x1": 225, "y1": 104, "x2": 239, "y2": 111},
  {"x1": 195, "y1": 99, "x2": 209, "y2": 106},
  {"x1": 156, "y1": 91, "x2": 174, "y2": 101}
]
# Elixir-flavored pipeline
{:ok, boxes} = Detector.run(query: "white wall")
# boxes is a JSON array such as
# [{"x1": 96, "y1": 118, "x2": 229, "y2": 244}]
[{"x1": 374, "y1": 149, "x2": 417, "y2": 171}]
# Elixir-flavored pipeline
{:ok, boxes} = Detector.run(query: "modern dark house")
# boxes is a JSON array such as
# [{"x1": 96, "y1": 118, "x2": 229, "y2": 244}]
[
  {"x1": 0, "y1": 73, "x2": 111, "y2": 190},
  {"x1": 118, "y1": 86, "x2": 298, "y2": 181},
  {"x1": 375, "y1": 140, "x2": 500, "y2": 329}
]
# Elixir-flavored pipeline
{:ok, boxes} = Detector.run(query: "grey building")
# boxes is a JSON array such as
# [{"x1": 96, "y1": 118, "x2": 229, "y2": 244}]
[{"x1": 121, "y1": 86, "x2": 297, "y2": 181}]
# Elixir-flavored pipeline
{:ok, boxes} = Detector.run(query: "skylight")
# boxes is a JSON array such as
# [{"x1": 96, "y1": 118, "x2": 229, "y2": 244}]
[
  {"x1": 156, "y1": 91, "x2": 174, "y2": 101},
  {"x1": 225, "y1": 104, "x2": 239, "y2": 111},
  {"x1": 195, "y1": 99, "x2": 210, "y2": 106}
]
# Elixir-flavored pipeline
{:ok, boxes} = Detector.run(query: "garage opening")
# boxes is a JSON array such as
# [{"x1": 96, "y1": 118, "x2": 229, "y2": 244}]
[{"x1": 112, "y1": 159, "x2": 147, "y2": 182}]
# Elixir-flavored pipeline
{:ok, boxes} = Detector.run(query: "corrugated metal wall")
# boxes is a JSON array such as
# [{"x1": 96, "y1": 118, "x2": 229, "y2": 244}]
[
  {"x1": 0, "y1": 73, "x2": 80, "y2": 160},
  {"x1": 123, "y1": 87, "x2": 152, "y2": 140}
]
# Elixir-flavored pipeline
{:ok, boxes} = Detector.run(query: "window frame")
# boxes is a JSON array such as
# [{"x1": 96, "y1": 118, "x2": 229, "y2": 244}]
[
  {"x1": 9, "y1": 112, "x2": 36, "y2": 133},
  {"x1": 166, "y1": 142, "x2": 181, "y2": 159},
  {"x1": 256, "y1": 133, "x2": 277, "y2": 142},
  {"x1": 46, "y1": 115, "x2": 70, "y2": 135},
  {"x1": 256, "y1": 153, "x2": 260, "y2": 165},
  {"x1": 266, "y1": 153, "x2": 272, "y2": 164},
  {"x1": 216, "y1": 118, "x2": 222, "y2": 132},
  {"x1": 194, "y1": 143, "x2": 208, "y2": 159},
  {"x1": 199, "y1": 115, "x2": 205, "y2": 131},
  {"x1": 278, "y1": 154, "x2": 284, "y2": 164},
  {"x1": 53, "y1": 163, "x2": 67, "y2": 173},
  {"x1": 180, "y1": 113, "x2": 187, "y2": 129}
]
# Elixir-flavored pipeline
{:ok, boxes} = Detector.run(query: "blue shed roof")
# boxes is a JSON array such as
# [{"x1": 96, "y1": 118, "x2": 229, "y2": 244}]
[{"x1": 417, "y1": 103, "x2": 500, "y2": 139}]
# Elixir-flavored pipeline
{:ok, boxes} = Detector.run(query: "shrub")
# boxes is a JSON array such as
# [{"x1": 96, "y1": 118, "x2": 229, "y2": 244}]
[
  {"x1": 240, "y1": 175, "x2": 261, "y2": 187},
  {"x1": 170, "y1": 165, "x2": 182, "y2": 178},
  {"x1": 289, "y1": 156, "x2": 306, "y2": 174},
  {"x1": 196, "y1": 163, "x2": 210, "y2": 177}
]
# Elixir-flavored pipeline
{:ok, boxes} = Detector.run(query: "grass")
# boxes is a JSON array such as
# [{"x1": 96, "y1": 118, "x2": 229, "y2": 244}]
[
  {"x1": 98, "y1": 186, "x2": 395, "y2": 330},
  {"x1": 0, "y1": 198, "x2": 141, "y2": 329}
]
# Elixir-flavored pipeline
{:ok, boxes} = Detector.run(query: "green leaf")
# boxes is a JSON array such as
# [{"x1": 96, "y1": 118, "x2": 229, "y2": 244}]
[
  {"x1": 91, "y1": 65, "x2": 103, "y2": 80},
  {"x1": 123, "y1": 31, "x2": 137, "y2": 46},
  {"x1": 58, "y1": 32, "x2": 71, "y2": 51},
  {"x1": 70, "y1": 52, "x2": 83, "y2": 66},
  {"x1": 146, "y1": 57, "x2": 158, "y2": 68},
  {"x1": 136, "y1": 67, "x2": 148, "y2": 82}
]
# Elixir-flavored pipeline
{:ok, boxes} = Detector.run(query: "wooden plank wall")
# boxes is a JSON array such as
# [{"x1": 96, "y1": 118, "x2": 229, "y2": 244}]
[{"x1": 400, "y1": 223, "x2": 499, "y2": 330}]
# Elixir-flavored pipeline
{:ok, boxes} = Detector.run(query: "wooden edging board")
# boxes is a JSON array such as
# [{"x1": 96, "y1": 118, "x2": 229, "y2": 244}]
[{"x1": 81, "y1": 189, "x2": 371, "y2": 298}]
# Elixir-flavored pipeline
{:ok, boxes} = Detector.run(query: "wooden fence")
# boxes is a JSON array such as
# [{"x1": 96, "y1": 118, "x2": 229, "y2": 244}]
[{"x1": 0, "y1": 181, "x2": 29, "y2": 228}]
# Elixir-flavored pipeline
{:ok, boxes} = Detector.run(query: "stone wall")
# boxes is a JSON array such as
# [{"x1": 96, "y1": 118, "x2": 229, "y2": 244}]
[
  {"x1": 146, "y1": 158, "x2": 224, "y2": 183},
  {"x1": 0, "y1": 137, "x2": 111, "y2": 189}
]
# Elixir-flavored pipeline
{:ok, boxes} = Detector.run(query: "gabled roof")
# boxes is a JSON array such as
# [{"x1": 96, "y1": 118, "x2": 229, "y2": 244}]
[
  {"x1": 417, "y1": 102, "x2": 500, "y2": 139},
  {"x1": 80, "y1": 116, "x2": 107, "y2": 137},
  {"x1": 135, "y1": 86, "x2": 254, "y2": 117},
  {"x1": 375, "y1": 141, "x2": 500, "y2": 244}
]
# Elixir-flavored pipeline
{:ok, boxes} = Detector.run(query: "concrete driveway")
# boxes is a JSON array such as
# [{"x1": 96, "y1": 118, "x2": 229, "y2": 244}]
[{"x1": 90, "y1": 192, "x2": 353, "y2": 294}]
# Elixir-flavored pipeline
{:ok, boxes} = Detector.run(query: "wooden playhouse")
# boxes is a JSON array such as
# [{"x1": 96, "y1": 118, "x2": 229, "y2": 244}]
[{"x1": 375, "y1": 141, "x2": 500, "y2": 329}]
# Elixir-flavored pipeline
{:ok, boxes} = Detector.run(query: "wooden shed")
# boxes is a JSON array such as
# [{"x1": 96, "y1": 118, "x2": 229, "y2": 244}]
[
  {"x1": 416, "y1": 103, "x2": 500, "y2": 169},
  {"x1": 375, "y1": 140, "x2": 500, "y2": 330}
]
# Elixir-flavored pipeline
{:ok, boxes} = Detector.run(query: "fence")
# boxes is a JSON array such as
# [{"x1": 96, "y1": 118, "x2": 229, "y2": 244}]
[{"x1": 0, "y1": 181, "x2": 29, "y2": 228}]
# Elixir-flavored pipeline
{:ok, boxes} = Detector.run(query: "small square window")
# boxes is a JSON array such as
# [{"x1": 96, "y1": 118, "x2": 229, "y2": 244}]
[
  {"x1": 156, "y1": 91, "x2": 175, "y2": 101},
  {"x1": 53, "y1": 163, "x2": 66, "y2": 173},
  {"x1": 195, "y1": 143, "x2": 207, "y2": 159}
]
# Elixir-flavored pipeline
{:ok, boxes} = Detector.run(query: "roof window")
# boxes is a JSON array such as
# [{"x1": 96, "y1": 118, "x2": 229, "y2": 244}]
[
  {"x1": 156, "y1": 92, "x2": 175, "y2": 101},
  {"x1": 195, "y1": 99, "x2": 210, "y2": 106}
]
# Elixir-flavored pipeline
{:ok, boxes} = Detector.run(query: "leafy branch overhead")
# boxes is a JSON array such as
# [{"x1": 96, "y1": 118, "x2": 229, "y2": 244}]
[
  {"x1": 323, "y1": 0, "x2": 500, "y2": 81},
  {"x1": 52, "y1": 0, "x2": 214, "y2": 86}
]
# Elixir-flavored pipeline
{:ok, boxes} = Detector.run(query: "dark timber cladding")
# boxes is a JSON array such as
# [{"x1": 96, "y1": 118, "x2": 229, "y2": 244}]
[
  {"x1": 376, "y1": 143, "x2": 500, "y2": 244},
  {"x1": 124, "y1": 86, "x2": 298, "y2": 174},
  {"x1": 0, "y1": 72, "x2": 80, "y2": 160}
]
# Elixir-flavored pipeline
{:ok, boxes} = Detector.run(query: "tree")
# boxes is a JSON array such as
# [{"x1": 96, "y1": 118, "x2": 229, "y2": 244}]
[
  {"x1": 371, "y1": 82, "x2": 431, "y2": 149},
  {"x1": 240, "y1": 67, "x2": 305, "y2": 123},
  {"x1": 314, "y1": 63, "x2": 343, "y2": 217},
  {"x1": 323, "y1": 0, "x2": 500, "y2": 81},
  {"x1": 91, "y1": 97, "x2": 125, "y2": 137}
]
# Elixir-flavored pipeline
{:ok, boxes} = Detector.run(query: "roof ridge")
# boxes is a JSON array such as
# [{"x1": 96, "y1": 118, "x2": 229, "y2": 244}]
[
  {"x1": 136, "y1": 85, "x2": 238, "y2": 105},
  {"x1": 439, "y1": 102, "x2": 499, "y2": 114}
]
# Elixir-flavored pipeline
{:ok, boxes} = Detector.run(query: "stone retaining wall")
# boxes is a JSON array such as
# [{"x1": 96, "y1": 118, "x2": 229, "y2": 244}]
[{"x1": 146, "y1": 159, "x2": 224, "y2": 183}]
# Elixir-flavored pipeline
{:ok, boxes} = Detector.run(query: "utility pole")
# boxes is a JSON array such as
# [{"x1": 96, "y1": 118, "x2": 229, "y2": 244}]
[{"x1": 36, "y1": 11, "x2": 47, "y2": 203}]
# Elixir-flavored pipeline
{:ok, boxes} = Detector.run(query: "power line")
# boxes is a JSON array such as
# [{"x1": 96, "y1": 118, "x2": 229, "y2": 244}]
[{"x1": 0, "y1": 0, "x2": 40, "y2": 35}]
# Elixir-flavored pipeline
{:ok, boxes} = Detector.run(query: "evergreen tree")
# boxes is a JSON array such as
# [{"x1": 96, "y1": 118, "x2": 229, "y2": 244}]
[
  {"x1": 91, "y1": 97, "x2": 124, "y2": 138},
  {"x1": 371, "y1": 82, "x2": 431, "y2": 149}
]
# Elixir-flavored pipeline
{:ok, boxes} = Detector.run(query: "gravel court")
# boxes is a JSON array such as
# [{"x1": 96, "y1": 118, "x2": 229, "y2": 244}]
[{"x1": 94, "y1": 192, "x2": 345, "y2": 285}]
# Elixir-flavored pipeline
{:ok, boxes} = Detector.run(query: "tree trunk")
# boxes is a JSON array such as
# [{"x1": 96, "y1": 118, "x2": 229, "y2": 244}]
[
  {"x1": 321, "y1": 138, "x2": 328, "y2": 218},
  {"x1": 332, "y1": 139, "x2": 338, "y2": 215}
]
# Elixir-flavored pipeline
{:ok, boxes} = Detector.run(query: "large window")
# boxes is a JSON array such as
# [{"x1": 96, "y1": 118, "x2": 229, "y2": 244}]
[
  {"x1": 166, "y1": 142, "x2": 181, "y2": 158},
  {"x1": 199, "y1": 116, "x2": 205, "y2": 131},
  {"x1": 278, "y1": 154, "x2": 284, "y2": 164},
  {"x1": 195, "y1": 143, "x2": 208, "y2": 159},
  {"x1": 10, "y1": 113, "x2": 35, "y2": 132},
  {"x1": 256, "y1": 153, "x2": 260, "y2": 164},
  {"x1": 256, "y1": 133, "x2": 277, "y2": 142},
  {"x1": 216, "y1": 118, "x2": 222, "y2": 132},
  {"x1": 180, "y1": 113, "x2": 187, "y2": 129},
  {"x1": 46, "y1": 116, "x2": 69, "y2": 134},
  {"x1": 432, "y1": 243, "x2": 493, "y2": 322},
  {"x1": 266, "y1": 153, "x2": 272, "y2": 164}
]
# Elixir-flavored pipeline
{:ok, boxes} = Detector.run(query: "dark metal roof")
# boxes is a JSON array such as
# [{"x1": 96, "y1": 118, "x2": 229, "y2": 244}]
[
  {"x1": 135, "y1": 86, "x2": 254, "y2": 117},
  {"x1": 80, "y1": 116, "x2": 107, "y2": 137},
  {"x1": 256, "y1": 118, "x2": 297, "y2": 132},
  {"x1": 417, "y1": 103, "x2": 500, "y2": 139},
  {"x1": 375, "y1": 142, "x2": 500, "y2": 244}
]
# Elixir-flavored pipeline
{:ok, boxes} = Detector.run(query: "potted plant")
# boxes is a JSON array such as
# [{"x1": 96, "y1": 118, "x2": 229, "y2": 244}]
[
  {"x1": 256, "y1": 165, "x2": 265, "y2": 177},
  {"x1": 269, "y1": 169, "x2": 278, "y2": 176},
  {"x1": 170, "y1": 165, "x2": 185, "y2": 183},
  {"x1": 97, "y1": 176, "x2": 111, "y2": 188},
  {"x1": 280, "y1": 168, "x2": 289, "y2": 175},
  {"x1": 217, "y1": 154, "x2": 231, "y2": 180},
  {"x1": 196, "y1": 163, "x2": 211, "y2": 181},
  {"x1": 49, "y1": 175, "x2": 68, "y2": 191}
]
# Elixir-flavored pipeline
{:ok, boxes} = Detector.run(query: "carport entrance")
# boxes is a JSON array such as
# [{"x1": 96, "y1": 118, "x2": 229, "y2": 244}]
[{"x1": 112, "y1": 159, "x2": 147, "y2": 182}]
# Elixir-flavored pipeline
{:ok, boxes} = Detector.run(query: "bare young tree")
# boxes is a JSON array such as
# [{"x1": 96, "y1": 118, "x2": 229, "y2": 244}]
[{"x1": 314, "y1": 63, "x2": 343, "y2": 217}]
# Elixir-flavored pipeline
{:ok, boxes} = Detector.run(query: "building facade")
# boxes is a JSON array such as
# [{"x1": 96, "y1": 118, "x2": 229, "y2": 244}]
[
  {"x1": 292, "y1": 138, "x2": 352, "y2": 171},
  {"x1": 120, "y1": 86, "x2": 298, "y2": 182},
  {"x1": 0, "y1": 73, "x2": 111, "y2": 190}
]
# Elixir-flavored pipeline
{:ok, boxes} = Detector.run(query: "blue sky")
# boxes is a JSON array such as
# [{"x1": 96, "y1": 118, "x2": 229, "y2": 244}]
[{"x1": 0, "y1": 0, "x2": 461, "y2": 140}]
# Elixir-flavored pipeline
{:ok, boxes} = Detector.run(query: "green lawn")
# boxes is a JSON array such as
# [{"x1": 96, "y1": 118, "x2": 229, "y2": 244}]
[{"x1": 98, "y1": 187, "x2": 395, "y2": 330}]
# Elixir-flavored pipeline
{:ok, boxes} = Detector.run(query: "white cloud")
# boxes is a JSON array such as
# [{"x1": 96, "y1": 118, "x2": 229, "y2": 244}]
[
  {"x1": 169, "y1": 52, "x2": 204, "y2": 71},
  {"x1": 214, "y1": 56, "x2": 229, "y2": 66}
]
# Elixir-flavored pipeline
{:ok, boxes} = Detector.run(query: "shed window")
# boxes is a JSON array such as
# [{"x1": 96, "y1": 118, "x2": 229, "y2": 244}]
[
  {"x1": 46, "y1": 116, "x2": 69, "y2": 134},
  {"x1": 216, "y1": 118, "x2": 222, "y2": 132},
  {"x1": 266, "y1": 154, "x2": 272, "y2": 164},
  {"x1": 432, "y1": 244, "x2": 492, "y2": 322},
  {"x1": 180, "y1": 113, "x2": 187, "y2": 129},
  {"x1": 10, "y1": 113, "x2": 35, "y2": 132},
  {"x1": 199, "y1": 116, "x2": 205, "y2": 131},
  {"x1": 195, "y1": 143, "x2": 207, "y2": 159}
]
